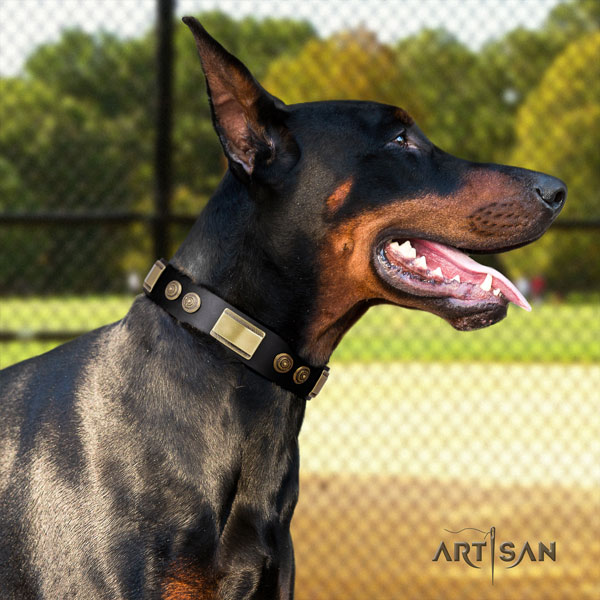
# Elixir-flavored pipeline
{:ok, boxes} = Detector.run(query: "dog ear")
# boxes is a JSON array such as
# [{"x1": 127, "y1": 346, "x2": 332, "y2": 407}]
[{"x1": 182, "y1": 17, "x2": 297, "y2": 181}]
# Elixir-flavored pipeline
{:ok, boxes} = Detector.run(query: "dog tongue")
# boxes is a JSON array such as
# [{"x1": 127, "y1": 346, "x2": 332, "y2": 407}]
[{"x1": 415, "y1": 239, "x2": 531, "y2": 311}]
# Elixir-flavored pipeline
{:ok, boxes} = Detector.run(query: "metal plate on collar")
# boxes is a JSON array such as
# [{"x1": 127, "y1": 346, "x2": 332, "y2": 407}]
[
  {"x1": 210, "y1": 308, "x2": 265, "y2": 360},
  {"x1": 143, "y1": 259, "x2": 167, "y2": 293},
  {"x1": 308, "y1": 367, "x2": 330, "y2": 399}
]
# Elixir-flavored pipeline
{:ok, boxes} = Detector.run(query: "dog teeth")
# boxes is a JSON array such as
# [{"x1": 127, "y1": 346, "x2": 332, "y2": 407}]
[
  {"x1": 431, "y1": 267, "x2": 443, "y2": 279},
  {"x1": 480, "y1": 273, "x2": 493, "y2": 291},
  {"x1": 397, "y1": 240, "x2": 416, "y2": 259},
  {"x1": 451, "y1": 275, "x2": 461, "y2": 283},
  {"x1": 414, "y1": 256, "x2": 427, "y2": 269},
  {"x1": 493, "y1": 288, "x2": 501, "y2": 296}
]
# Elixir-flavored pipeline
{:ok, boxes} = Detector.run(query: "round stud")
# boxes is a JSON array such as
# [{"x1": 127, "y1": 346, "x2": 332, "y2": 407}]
[
  {"x1": 293, "y1": 366, "x2": 311, "y2": 385},
  {"x1": 273, "y1": 353, "x2": 293, "y2": 373},
  {"x1": 164, "y1": 280, "x2": 182, "y2": 301},
  {"x1": 181, "y1": 292, "x2": 201, "y2": 313}
]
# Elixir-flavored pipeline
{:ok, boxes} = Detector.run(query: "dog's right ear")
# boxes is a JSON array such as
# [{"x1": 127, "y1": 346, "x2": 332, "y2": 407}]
[{"x1": 182, "y1": 17, "x2": 297, "y2": 182}]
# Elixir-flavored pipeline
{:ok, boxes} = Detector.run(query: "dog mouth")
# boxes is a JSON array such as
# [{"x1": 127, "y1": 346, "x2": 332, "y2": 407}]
[{"x1": 376, "y1": 238, "x2": 530, "y2": 328}]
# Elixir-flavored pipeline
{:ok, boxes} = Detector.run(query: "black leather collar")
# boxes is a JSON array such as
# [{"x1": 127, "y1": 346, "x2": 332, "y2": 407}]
[{"x1": 143, "y1": 260, "x2": 329, "y2": 400}]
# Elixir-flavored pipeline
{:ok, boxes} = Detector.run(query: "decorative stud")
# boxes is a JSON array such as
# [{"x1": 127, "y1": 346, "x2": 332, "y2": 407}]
[
  {"x1": 293, "y1": 366, "x2": 311, "y2": 384},
  {"x1": 273, "y1": 353, "x2": 293, "y2": 373},
  {"x1": 164, "y1": 280, "x2": 182, "y2": 301},
  {"x1": 182, "y1": 292, "x2": 201, "y2": 313}
]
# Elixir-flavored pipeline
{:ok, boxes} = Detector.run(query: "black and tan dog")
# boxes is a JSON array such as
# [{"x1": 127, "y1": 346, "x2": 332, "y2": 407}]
[{"x1": 0, "y1": 18, "x2": 565, "y2": 599}]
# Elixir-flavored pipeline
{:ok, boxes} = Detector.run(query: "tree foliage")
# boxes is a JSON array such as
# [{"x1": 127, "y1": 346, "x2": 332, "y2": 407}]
[
  {"x1": 502, "y1": 32, "x2": 600, "y2": 292},
  {"x1": 0, "y1": 12, "x2": 315, "y2": 292},
  {"x1": 0, "y1": 3, "x2": 598, "y2": 293},
  {"x1": 512, "y1": 31, "x2": 600, "y2": 217}
]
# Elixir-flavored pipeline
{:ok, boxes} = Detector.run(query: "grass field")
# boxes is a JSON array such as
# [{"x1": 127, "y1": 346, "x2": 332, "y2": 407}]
[
  {"x1": 1, "y1": 296, "x2": 599, "y2": 368},
  {"x1": 293, "y1": 475, "x2": 600, "y2": 600},
  {"x1": 292, "y1": 362, "x2": 600, "y2": 600},
  {"x1": 1, "y1": 298, "x2": 598, "y2": 598}
]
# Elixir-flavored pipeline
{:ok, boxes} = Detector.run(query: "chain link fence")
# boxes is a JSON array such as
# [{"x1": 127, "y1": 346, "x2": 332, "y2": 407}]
[{"x1": 1, "y1": 1, "x2": 599, "y2": 598}]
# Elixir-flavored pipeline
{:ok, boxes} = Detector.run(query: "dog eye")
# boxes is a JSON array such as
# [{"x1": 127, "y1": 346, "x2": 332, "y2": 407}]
[{"x1": 394, "y1": 132, "x2": 407, "y2": 145}]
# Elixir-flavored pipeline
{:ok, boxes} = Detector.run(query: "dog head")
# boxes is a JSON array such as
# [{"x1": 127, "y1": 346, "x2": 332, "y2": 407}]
[{"x1": 182, "y1": 17, "x2": 566, "y2": 363}]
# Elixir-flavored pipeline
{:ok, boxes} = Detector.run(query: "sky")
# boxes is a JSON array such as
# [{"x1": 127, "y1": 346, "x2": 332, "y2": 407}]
[{"x1": 0, "y1": 0, "x2": 563, "y2": 76}]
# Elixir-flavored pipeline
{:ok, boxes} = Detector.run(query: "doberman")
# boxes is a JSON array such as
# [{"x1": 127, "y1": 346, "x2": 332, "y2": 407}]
[{"x1": 0, "y1": 17, "x2": 566, "y2": 599}]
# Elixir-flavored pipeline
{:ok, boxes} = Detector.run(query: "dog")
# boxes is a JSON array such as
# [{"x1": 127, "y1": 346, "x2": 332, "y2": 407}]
[{"x1": 0, "y1": 17, "x2": 566, "y2": 599}]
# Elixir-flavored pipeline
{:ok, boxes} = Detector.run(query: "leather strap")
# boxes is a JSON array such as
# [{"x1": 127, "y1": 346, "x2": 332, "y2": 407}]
[{"x1": 143, "y1": 260, "x2": 329, "y2": 400}]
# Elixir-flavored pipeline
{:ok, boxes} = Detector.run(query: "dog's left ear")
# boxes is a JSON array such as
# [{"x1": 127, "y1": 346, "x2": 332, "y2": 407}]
[{"x1": 182, "y1": 17, "x2": 297, "y2": 181}]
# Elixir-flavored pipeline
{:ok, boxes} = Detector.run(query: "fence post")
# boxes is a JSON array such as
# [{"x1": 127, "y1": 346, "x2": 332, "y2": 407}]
[{"x1": 154, "y1": 0, "x2": 174, "y2": 260}]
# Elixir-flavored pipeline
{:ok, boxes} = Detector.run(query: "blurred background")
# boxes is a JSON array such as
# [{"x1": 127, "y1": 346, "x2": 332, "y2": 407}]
[{"x1": 0, "y1": 0, "x2": 598, "y2": 598}]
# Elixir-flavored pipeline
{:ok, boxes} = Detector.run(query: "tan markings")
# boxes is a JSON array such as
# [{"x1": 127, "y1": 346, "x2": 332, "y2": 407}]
[
  {"x1": 162, "y1": 561, "x2": 219, "y2": 600},
  {"x1": 326, "y1": 178, "x2": 354, "y2": 214},
  {"x1": 302, "y1": 168, "x2": 543, "y2": 363},
  {"x1": 394, "y1": 107, "x2": 414, "y2": 126},
  {"x1": 303, "y1": 209, "x2": 407, "y2": 364}
]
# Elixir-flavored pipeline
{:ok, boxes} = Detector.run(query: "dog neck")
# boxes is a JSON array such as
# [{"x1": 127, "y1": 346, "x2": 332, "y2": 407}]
[{"x1": 172, "y1": 172, "x2": 320, "y2": 360}]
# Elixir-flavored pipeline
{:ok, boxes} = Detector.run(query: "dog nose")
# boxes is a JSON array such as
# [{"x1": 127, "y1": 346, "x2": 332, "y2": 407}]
[{"x1": 534, "y1": 174, "x2": 567, "y2": 213}]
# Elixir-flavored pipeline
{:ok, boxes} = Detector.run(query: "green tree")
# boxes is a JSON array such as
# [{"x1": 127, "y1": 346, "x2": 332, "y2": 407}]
[
  {"x1": 263, "y1": 27, "x2": 512, "y2": 162},
  {"x1": 264, "y1": 28, "x2": 409, "y2": 104},
  {"x1": 23, "y1": 30, "x2": 159, "y2": 216},
  {"x1": 393, "y1": 29, "x2": 488, "y2": 160},
  {"x1": 0, "y1": 78, "x2": 140, "y2": 291},
  {"x1": 21, "y1": 12, "x2": 316, "y2": 211},
  {"x1": 25, "y1": 30, "x2": 154, "y2": 118},
  {"x1": 0, "y1": 78, "x2": 133, "y2": 212},
  {"x1": 545, "y1": 0, "x2": 600, "y2": 37},
  {"x1": 0, "y1": 12, "x2": 315, "y2": 292},
  {"x1": 0, "y1": 157, "x2": 31, "y2": 209},
  {"x1": 502, "y1": 32, "x2": 600, "y2": 292},
  {"x1": 474, "y1": 29, "x2": 565, "y2": 163},
  {"x1": 472, "y1": 0, "x2": 600, "y2": 163}
]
